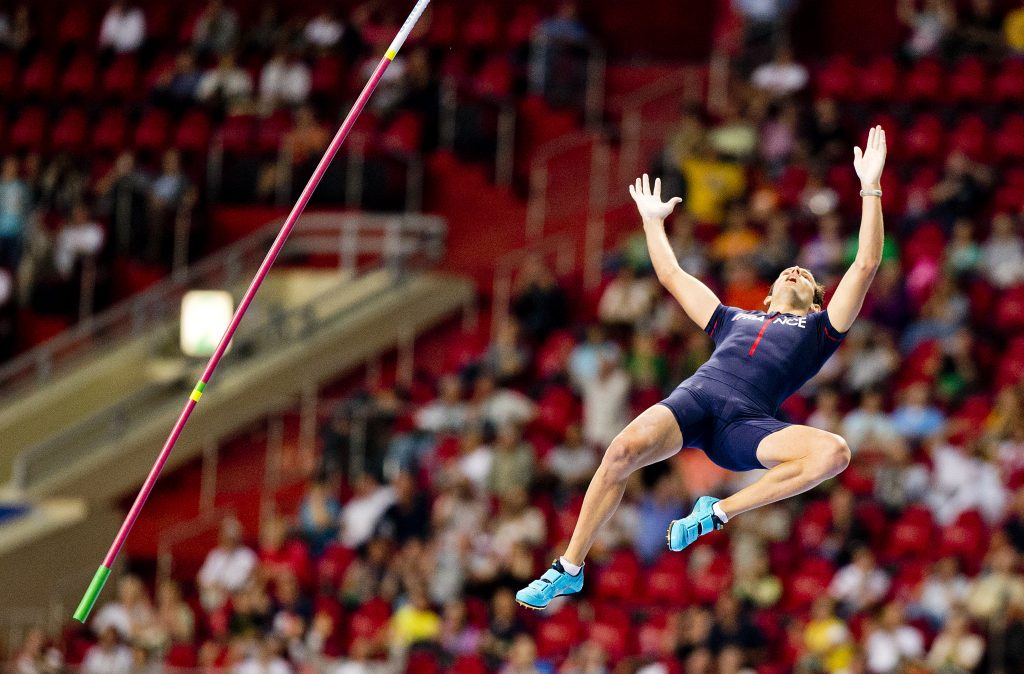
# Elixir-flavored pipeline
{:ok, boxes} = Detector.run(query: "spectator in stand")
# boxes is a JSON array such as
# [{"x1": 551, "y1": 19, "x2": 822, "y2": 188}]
[
  {"x1": 234, "y1": 637, "x2": 292, "y2": 674},
  {"x1": 0, "y1": 156, "x2": 30, "y2": 271},
  {"x1": 874, "y1": 440, "x2": 930, "y2": 512},
  {"x1": 91, "y1": 574, "x2": 155, "y2": 644},
  {"x1": 732, "y1": 0, "x2": 797, "y2": 60},
  {"x1": 483, "y1": 319, "x2": 530, "y2": 385},
  {"x1": 245, "y1": 3, "x2": 284, "y2": 53},
  {"x1": 528, "y1": 2, "x2": 593, "y2": 106},
  {"x1": 842, "y1": 388, "x2": 899, "y2": 452},
  {"x1": 806, "y1": 98, "x2": 850, "y2": 165},
  {"x1": 759, "y1": 103, "x2": 799, "y2": 173},
  {"x1": 53, "y1": 202, "x2": 104, "y2": 281},
  {"x1": 192, "y1": 0, "x2": 239, "y2": 56},
  {"x1": 862, "y1": 602, "x2": 924, "y2": 674},
  {"x1": 491, "y1": 487, "x2": 546, "y2": 557},
  {"x1": 733, "y1": 550, "x2": 782, "y2": 609},
  {"x1": 755, "y1": 213, "x2": 796, "y2": 278},
  {"x1": 487, "y1": 424, "x2": 535, "y2": 497},
  {"x1": 930, "y1": 152, "x2": 993, "y2": 228},
  {"x1": 801, "y1": 596, "x2": 855, "y2": 673},
  {"x1": 390, "y1": 582, "x2": 441, "y2": 652},
  {"x1": 913, "y1": 557, "x2": 970, "y2": 627},
  {"x1": 721, "y1": 259, "x2": 764, "y2": 311},
  {"x1": 634, "y1": 465, "x2": 684, "y2": 564},
  {"x1": 829, "y1": 547, "x2": 891, "y2": 614},
  {"x1": 966, "y1": 545, "x2": 1024, "y2": 621},
  {"x1": 711, "y1": 207, "x2": 759, "y2": 264},
  {"x1": 1008, "y1": 1, "x2": 1024, "y2": 53},
  {"x1": 750, "y1": 45, "x2": 808, "y2": 98},
  {"x1": 298, "y1": 478, "x2": 341, "y2": 556},
  {"x1": 627, "y1": 331, "x2": 669, "y2": 392},
  {"x1": 196, "y1": 52, "x2": 253, "y2": 107},
  {"x1": 96, "y1": 151, "x2": 150, "y2": 260},
  {"x1": 338, "y1": 472, "x2": 395, "y2": 548},
  {"x1": 680, "y1": 145, "x2": 746, "y2": 225},
  {"x1": 512, "y1": 258, "x2": 569, "y2": 342},
  {"x1": 259, "y1": 46, "x2": 312, "y2": 113},
  {"x1": 569, "y1": 324, "x2": 619, "y2": 388},
  {"x1": 98, "y1": 1, "x2": 146, "y2": 54},
  {"x1": 580, "y1": 351, "x2": 631, "y2": 448},
  {"x1": 377, "y1": 471, "x2": 430, "y2": 544},
  {"x1": 808, "y1": 387, "x2": 843, "y2": 435},
  {"x1": 197, "y1": 516, "x2": 258, "y2": 611},
  {"x1": 304, "y1": 8, "x2": 345, "y2": 50},
  {"x1": 891, "y1": 382, "x2": 946, "y2": 442},
  {"x1": 708, "y1": 100, "x2": 758, "y2": 164},
  {"x1": 470, "y1": 372, "x2": 536, "y2": 429},
  {"x1": 500, "y1": 634, "x2": 544, "y2": 674},
  {"x1": 898, "y1": 0, "x2": 956, "y2": 58},
  {"x1": 150, "y1": 580, "x2": 195, "y2": 650},
  {"x1": 154, "y1": 51, "x2": 204, "y2": 109},
  {"x1": 12, "y1": 626, "x2": 64, "y2": 673},
  {"x1": 982, "y1": 212, "x2": 1024, "y2": 289},
  {"x1": 928, "y1": 438, "x2": 1007, "y2": 525},
  {"x1": 415, "y1": 374, "x2": 467, "y2": 435},
  {"x1": 799, "y1": 214, "x2": 846, "y2": 279},
  {"x1": 545, "y1": 423, "x2": 598, "y2": 491},
  {"x1": 953, "y1": 0, "x2": 1003, "y2": 57},
  {"x1": 285, "y1": 105, "x2": 330, "y2": 166},
  {"x1": 598, "y1": 265, "x2": 655, "y2": 330},
  {"x1": 927, "y1": 608, "x2": 985, "y2": 671},
  {"x1": 82, "y1": 626, "x2": 133, "y2": 674},
  {"x1": 0, "y1": 10, "x2": 10, "y2": 48}
]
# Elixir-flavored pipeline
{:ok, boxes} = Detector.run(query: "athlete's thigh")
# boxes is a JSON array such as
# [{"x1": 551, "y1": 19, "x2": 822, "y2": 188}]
[
  {"x1": 615, "y1": 403, "x2": 685, "y2": 466},
  {"x1": 755, "y1": 424, "x2": 843, "y2": 468}
]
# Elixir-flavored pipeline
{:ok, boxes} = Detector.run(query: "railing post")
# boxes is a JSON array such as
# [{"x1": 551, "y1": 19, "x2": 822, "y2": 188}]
[
  {"x1": 276, "y1": 143, "x2": 293, "y2": 208},
  {"x1": 585, "y1": 139, "x2": 611, "y2": 290},
  {"x1": 584, "y1": 47, "x2": 606, "y2": 131},
  {"x1": 526, "y1": 164, "x2": 547, "y2": 240},
  {"x1": 397, "y1": 327, "x2": 415, "y2": 387},
  {"x1": 199, "y1": 440, "x2": 218, "y2": 513},
  {"x1": 439, "y1": 76, "x2": 457, "y2": 152},
  {"x1": 495, "y1": 106, "x2": 516, "y2": 188},
  {"x1": 405, "y1": 153, "x2": 424, "y2": 213}
]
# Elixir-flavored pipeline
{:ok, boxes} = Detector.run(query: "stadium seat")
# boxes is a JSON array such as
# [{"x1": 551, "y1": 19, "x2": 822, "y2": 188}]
[
  {"x1": 948, "y1": 57, "x2": 987, "y2": 105},
  {"x1": 20, "y1": 54, "x2": 57, "y2": 99},
  {"x1": 464, "y1": 5, "x2": 501, "y2": 48},
  {"x1": 594, "y1": 549, "x2": 641, "y2": 602},
  {"x1": 507, "y1": 5, "x2": 541, "y2": 46},
  {"x1": 885, "y1": 506, "x2": 935, "y2": 560},
  {"x1": 535, "y1": 606, "x2": 582, "y2": 660},
  {"x1": 8, "y1": 107, "x2": 48, "y2": 152},
  {"x1": 51, "y1": 108, "x2": 89, "y2": 152},
  {"x1": 474, "y1": 57, "x2": 515, "y2": 99},
  {"x1": 993, "y1": 60, "x2": 1024, "y2": 104},
  {"x1": 903, "y1": 59, "x2": 944, "y2": 103},
  {"x1": 993, "y1": 115, "x2": 1024, "y2": 163},
  {"x1": 134, "y1": 108, "x2": 171, "y2": 152},
  {"x1": 102, "y1": 55, "x2": 140, "y2": 100},
  {"x1": 0, "y1": 53, "x2": 16, "y2": 99},
  {"x1": 220, "y1": 114, "x2": 257, "y2": 156},
  {"x1": 174, "y1": 108, "x2": 213, "y2": 153},
  {"x1": 450, "y1": 655, "x2": 489, "y2": 674},
  {"x1": 91, "y1": 108, "x2": 128, "y2": 153},
  {"x1": 860, "y1": 56, "x2": 900, "y2": 103},
  {"x1": 427, "y1": 3, "x2": 458, "y2": 46},
  {"x1": 948, "y1": 114, "x2": 990, "y2": 162},
  {"x1": 904, "y1": 114, "x2": 945, "y2": 162},
  {"x1": 60, "y1": 52, "x2": 98, "y2": 98},
  {"x1": 56, "y1": 6, "x2": 94, "y2": 46},
  {"x1": 815, "y1": 55, "x2": 855, "y2": 101},
  {"x1": 588, "y1": 604, "x2": 632, "y2": 661},
  {"x1": 257, "y1": 111, "x2": 292, "y2": 155},
  {"x1": 310, "y1": 55, "x2": 345, "y2": 102}
]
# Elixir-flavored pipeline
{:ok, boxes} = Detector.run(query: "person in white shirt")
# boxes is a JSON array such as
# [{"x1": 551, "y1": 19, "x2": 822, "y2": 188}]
[
  {"x1": 597, "y1": 266, "x2": 654, "y2": 328},
  {"x1": 545, "y1": 424, "x2": 598, "y2": 489},
  {"x1": 81, "y1": 626, "x2": 133, "y2": 674},
  {"x1": 914, "y1": 557, "x2": 970, "y2": 626},
  {"x1": 927, "y1": 440, "x2": 1007, "y2": 526},
  {"x1": 927, "y1": 609, "x2": 985, "y2": 672},
  {"x1": 99, "y1": 1, "x2": 145, "y2": 54},
  {"x1": 197, "y1": 53, "x2": 253, "y2": 105},
  {"x1": 91, "y1": 574, "x2": 155, "y2": 643},
  {"x1": 863, "y1": 602, "x2": 924, "y2": 673},
  {"x1": 981, "y1": 212, "x2": 1024, "y2": 289},
  {"x1": 304, "y1": 10, "x2": 344, "y2": 49},
  {"x1": 469, "y1": 373, "x2": 536, "y2": 429},
  {"x1": 259, "y1": 47, "x2": 311, "y2": 114},
  {"x1": 829, "y1": 547, "x2": 891, "y2": 614},
  {"x1": 580, "y1": 353, "x2": 631, "y2": 448},
  {"x1": 842, "y1": 389, "x2": 900, "y2": 452},
  {"x1": 197, "y1": 516, "x2": 258, "y2": 611},
  {"x1": 338, "y1": 473, "x2": 395, "y2": 548},
  {"x1": 750, "y1": 45, "x2": 809, "y2": 98},
  {"x1": 415, "y1": 374, "x2": 468, "y2": 435},
  {"x1": 54, "y1": 203, "x2": 104, "y2": 279}
]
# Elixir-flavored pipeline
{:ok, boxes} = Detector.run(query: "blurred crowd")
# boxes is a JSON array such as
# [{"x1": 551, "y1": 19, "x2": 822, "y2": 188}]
[{"x1": 9, "y1": 0, "x2": 1024, "y2": 673}]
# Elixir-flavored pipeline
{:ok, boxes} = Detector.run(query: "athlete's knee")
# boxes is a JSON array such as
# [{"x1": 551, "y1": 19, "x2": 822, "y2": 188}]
[
  {"x1": 813, "y1": 434, "x2": 851, "y2": 479},
  {"x1": 601, "y1": 430, "x2": 655, "y2": 480}
]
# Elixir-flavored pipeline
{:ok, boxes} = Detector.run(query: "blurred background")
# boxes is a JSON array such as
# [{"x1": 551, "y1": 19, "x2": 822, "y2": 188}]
[{"x1": 1, "y1": 0, "x2": 1024, "y2": 672}]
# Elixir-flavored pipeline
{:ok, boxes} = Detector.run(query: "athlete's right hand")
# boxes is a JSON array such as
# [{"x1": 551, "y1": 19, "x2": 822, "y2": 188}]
[{"x1": 629, "y1": 174, "x2": 682, "y2": 223}]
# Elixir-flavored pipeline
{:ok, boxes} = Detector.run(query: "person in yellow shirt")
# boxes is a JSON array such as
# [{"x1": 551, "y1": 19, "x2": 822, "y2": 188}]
[
  {"x1": 680, "y1": 148, "x2": 747, "y2": 225},
  {"x1": 802, "y1": 597, "x2": 855, "y2": 673},
  {"x1": 1005, "y1": 2, "x2": 1024, "y2": 53},
  {"x1": 390, "y1": 584, "x2": 442, "y2": 651}
]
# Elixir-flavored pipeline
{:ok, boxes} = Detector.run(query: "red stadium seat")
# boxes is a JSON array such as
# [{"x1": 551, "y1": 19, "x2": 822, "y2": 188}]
[
  {"x1": 0, "y1": 53, "x2": 15, "y2": 99},
  {"x1": 380, "y1": 112, "x2": 423, "y2": 155},
  {"x1": 427, "y1": 3, "x2": 458, "y2": 46},
  {"x1": 993, "y1": 60, "x2": 1024, "y2": 105},
  {"x1": 948, "y1": 57, "x2": 987, "y2": 105},
  {"x1": 464, "y1": 5, "x2": 501, "y2": 48},
  {"x1": 903, "y1": 58, "x2": 944, "y2": 103},
  {"x1": 61, "y1": 52, "x2": 98, "y2": 98},
  {"x1": 102, "y1": 55, "x2": 140, "y2": 99},
  {"x1": 948, "y1": 114, "x2": 990, "y2": 162},
  {"x1": 51, "y1": 109, "x2": 89, "y2": 152},
  {"x1": 589, "y1": 604, "x2": 632, "y2": 662},
  {"x1": 886, "y1": 506, "x2": 935, "y2": 560},
  {"x1": 860, "y1": 56, "x2": 900, "y2": 103},
  {"x1": 993, "y1": 115, "x2": 1024, "y2": 163},
  {"x1": 904, "y1": 114, "x2": 945, "y2": 162},
  {"x1": 174, "y1": 109, "x2": 213, "y2": 153},
  {"x1": 57, "y1": 6, "x2": 94, "y2": 46},
  {"x1": 815, "y1": 55, "x2": 856, "y2": 101},
  {"x1": 134, "y1": 108, "x2": 171, "y2": 152},
  {"x1": 535, "y1": 606, "x2": 582, "y2": 660},
  {"x1": 450, "y1": 655, "x2": 489, "y2": 674},
  {"x1": 474, "y1": 57, "x2": 515, "y2": 99},
  {"x1": 257, "y1": 111, "x2": 292, "y2": 154},
  {"x1": 940, "y1": 511, "x2": 987, "y2": 572},
  {"x1": 9, "y1": 108, "x2": 48, "y2": 152},
  {"x1": 310, "y1": 55, "x2": 345, "y2": 100},
  {"x1": 507, "y1": 5, "x2": 542, "y2": 46},
  {"x1": 20, "y1": 54, "x2": 57, "y2": 99},
  {"x1": 220, "y1": 114, "x2": 257, "y2": 156},
  {"x1": 594, "y1": 549, "x2": 641, "y2": 602},
  {"x1": 91, "y1": 108, "x2": 128, "y2": 153},
  {"x1": 996, "y1": 285, "x2": 1024, "y2": 335},
  {"x1": 405, "y1": 650, "x2": 440, "y2": 674}
]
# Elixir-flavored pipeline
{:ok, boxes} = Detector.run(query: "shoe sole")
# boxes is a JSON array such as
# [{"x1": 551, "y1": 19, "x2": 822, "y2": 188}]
[
  {"x1": 667, "y1": 519, "x2": 683, "y2": 552},
  {"x1": 515, "y1": 599, "x2": 545, "y2": 610}
]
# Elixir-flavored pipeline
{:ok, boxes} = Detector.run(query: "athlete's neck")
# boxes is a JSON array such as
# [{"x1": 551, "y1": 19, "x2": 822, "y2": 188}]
[{"x1": 765, "y1": 301, "x2": 811, "y2": 316}]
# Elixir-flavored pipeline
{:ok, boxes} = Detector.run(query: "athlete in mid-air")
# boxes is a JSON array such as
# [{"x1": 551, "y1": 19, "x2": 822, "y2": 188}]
[{"x1": 516, "y1": 126, "x2": 888, "y2": 609}]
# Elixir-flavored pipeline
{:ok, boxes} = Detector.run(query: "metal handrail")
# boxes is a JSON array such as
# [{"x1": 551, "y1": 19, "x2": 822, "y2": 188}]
[{"x1": 0, "y1": 213, "x2": 445, "y2": 398}]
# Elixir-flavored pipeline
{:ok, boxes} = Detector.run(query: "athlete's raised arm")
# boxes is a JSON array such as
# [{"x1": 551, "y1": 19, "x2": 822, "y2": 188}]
[
  {"x1": 629, "y1": 174, "x2": 721, "y2": 330},
  {"x1": 827, "y1": 126, "x2": 888, "y2": 333}
]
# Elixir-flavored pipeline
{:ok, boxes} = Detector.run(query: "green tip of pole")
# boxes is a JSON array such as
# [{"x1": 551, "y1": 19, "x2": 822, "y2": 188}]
[{"x1": 73, "y1": 565, "x2": 111, "y2": 623}]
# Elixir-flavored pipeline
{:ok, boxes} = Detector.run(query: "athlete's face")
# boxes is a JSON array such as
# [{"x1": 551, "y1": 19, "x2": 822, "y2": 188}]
[{"x1": 766, "y1": 266, "x2": 820, "y2": 313}]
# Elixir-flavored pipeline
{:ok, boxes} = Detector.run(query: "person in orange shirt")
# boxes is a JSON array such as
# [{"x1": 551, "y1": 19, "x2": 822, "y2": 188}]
[{"x1": 710, "y1": 205, "x2": 759, "y2": 263}]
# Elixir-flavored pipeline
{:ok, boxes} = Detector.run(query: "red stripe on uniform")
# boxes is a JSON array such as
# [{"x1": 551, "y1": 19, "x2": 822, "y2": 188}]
[
  {"x1": 709, "y1": 318, "x2": 719, "y2": 338},
  {"x1": 824, "y1": 325, "x2": 842, "y2": 341},
  {"x1": 748, "y1": 314, "x2": 777, "y2": 357}
]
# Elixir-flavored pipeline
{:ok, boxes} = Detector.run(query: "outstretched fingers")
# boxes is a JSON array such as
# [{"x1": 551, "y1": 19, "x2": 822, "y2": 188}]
[{"x1": 654, "y1": 177, "x2": 662, "y2": 199}]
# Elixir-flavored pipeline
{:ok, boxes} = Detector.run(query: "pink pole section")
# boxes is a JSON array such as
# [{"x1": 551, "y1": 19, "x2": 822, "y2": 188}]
[{"x1": 73, "y1": 10, "x2": 425, "y2": 619}]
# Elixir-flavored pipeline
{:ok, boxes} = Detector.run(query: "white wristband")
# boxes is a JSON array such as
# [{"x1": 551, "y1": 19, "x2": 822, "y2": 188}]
[{"x1": 860, "y1": 188, "x2": 883, "y2": 198}]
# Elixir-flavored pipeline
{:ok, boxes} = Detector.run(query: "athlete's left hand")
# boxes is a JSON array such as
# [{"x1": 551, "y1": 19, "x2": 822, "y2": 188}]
[
  {"x1": 853, "y1": 125, "x2": 887, "y2": 188},
  {"x1": 629, "y1": 174, "x2": 682, "y2": 223}
]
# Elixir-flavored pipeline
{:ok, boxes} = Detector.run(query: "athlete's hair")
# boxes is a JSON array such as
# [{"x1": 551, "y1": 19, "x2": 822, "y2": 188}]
[{"x1": 768, "y1": 277, "x2": 826, "y2": 306}]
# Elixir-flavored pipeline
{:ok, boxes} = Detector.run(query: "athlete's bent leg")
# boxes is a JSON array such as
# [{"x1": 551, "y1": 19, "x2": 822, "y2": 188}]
[
  {"x1": 515, "y1": 405, "x2": 683, "y2": 609},
  {"x1": 563, "y1": 404, "x2": 683, "y2": 565},
  {"x1": 716, "y1": 425, "x2": 851, "y2": 519}
]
